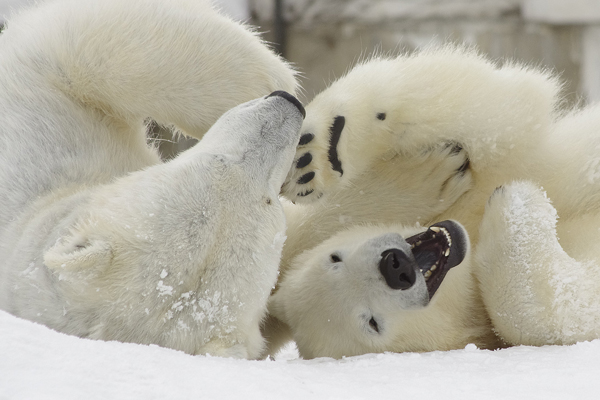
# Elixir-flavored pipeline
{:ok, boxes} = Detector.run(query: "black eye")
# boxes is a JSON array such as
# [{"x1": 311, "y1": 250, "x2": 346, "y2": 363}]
[
  {"x1": 369, "y1": 317, "x2": 380, "y2": 333},
  {"x1": 330, "y1": 254, "x2": 342, "y2": 263},
  {"x1": 376, "y1": 112, "x2": 386, "y2": 121}
]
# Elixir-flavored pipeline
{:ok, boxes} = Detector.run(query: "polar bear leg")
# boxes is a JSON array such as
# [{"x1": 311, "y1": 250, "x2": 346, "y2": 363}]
[
  {"x1": 475, "y1": 181, "x2": 600, "y2": 346},
  {"x1": 19, "y1": 0, "x2": 296, "y2": 139}
]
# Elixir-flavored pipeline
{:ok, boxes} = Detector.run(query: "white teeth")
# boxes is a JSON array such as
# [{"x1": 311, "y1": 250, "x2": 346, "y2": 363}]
[
  {"x1": 416, "y1": 241, "x2": 422, "y2": 247},
  {"x1": 445, "y1": 248, "x2": 450, "y2": 257},
  {"x1": 430, "y1": 264, "x2": 437, "y2": 271},
  {"x1": 424, "y1": 270, "x2": 432, "y2": 279},
  {"x1": 439, "y1": 227, "x2": 452, "y2": 246},
  {"x1": 430, "y1": 227, "x2": 441, "y2": 232}
]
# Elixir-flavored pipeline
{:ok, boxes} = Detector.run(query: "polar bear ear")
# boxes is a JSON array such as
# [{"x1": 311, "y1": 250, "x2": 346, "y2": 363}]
[{"x1": 44, "y1": 234, "x2": 113, "y2": 273}]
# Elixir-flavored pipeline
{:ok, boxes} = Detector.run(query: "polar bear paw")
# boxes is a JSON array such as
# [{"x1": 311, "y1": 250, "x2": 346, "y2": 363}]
[
  {"x1": 280, "y1": 121, "x2": 341, "y2": 202},
  {"x1": 281, "y1": 120, "x2": 472, "y2": 205}
]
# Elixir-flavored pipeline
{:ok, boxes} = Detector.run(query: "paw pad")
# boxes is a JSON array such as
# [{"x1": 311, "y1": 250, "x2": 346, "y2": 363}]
[
  {"x1": 296, "y1": 153, "x2": 312, "y2": 169},
  {"x1": 298, "y1": 133, "x2": 314, "y2": 146},
  {"x1": 282, "y1": 115, "x2": 347, "y2": 203},
  {"x1": 327, "y1": 116, "x2": 345, "y2": 176},
  {"x1": 297, "y1": 171, "x2": 315, "y2": 184}
]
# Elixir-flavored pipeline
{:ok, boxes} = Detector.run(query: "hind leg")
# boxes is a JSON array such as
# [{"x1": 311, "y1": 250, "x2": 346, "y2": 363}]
[{"x1": 475, "y1": 181, "x2": 600, "y2": 346}]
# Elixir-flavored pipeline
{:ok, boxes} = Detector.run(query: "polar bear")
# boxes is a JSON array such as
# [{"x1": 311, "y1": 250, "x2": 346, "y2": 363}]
[
  {"x1": 266, "y1": 46, "x2": 600, "y2": 358},
  {"x1": 0, "y1": 0, "x2": 304, "y2": 359}
]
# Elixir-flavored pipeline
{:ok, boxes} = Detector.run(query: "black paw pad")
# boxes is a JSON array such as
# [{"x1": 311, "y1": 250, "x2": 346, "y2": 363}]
[
  {"x1": 328, "y1": 116, "x2": 345, "y2": 176},
  {"x1": 296, "y1": 153, "x2": 312, "y2": 169},
  {"x1": 297, "y1": 171, "x2": 315, "y2": 184},
  {"x1": 299, "y1": 133, "x2": 314, "y2": 146}
]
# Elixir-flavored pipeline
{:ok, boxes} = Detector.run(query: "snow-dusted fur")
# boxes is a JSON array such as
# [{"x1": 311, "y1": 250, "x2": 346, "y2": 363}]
[
  {"x1": 0, "y1": 0, "x2": 303, "y2": 359},
  {"x1": 266, "y1": 47, "x2": 600, "y2": 358}
]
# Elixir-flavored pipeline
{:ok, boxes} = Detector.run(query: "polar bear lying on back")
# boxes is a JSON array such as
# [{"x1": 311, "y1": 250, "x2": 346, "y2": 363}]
[
  {"x1": 0, "y1": 0, "x2": 304, "y2": 359},
  {"x1": 265, "y1": 47, "x2": 600, "y2": 358}
]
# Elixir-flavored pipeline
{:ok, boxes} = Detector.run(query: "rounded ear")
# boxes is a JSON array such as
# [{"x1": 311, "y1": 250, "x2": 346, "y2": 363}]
[{"x1": 44, "y1": 234, "x2": 112, "y2": 273}]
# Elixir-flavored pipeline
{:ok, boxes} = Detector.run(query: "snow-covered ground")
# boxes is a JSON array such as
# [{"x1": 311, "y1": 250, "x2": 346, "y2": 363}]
[{"x1": 1, "y1": 310, "x2": 599, "y2": 400}]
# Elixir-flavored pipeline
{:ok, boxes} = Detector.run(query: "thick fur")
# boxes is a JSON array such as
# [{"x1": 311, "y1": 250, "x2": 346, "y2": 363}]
[
  {"x1": 0, "y1": 0, "x2": 302, "y2": 359},
  {"x1": 267, "y1": 46, "x2": 600, "y2": 358}
]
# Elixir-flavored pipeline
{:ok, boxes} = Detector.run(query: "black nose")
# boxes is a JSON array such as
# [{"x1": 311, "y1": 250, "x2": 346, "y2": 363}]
[
  {"x1": 379, "y1": 249, "x2": 418, "y2": 290},
  {"x1": 267, "y1": 90, "x2": 306, "y2": 119}
]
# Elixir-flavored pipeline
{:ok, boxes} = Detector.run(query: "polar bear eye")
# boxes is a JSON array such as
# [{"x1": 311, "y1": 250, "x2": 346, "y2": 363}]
[
  {"x1": 330, "y1": 254, "x2": 342, "y2": 263},
  {"x1": 376, "y1": 112, "x2": 386, "y2": 121},
  {"x1": 368, "y1": 317, "x2": 380, "y2": 333}
]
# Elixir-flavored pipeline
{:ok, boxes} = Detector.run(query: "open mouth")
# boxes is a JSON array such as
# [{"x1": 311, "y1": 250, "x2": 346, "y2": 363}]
[{"x1": 405, "y1": 220, "x2": 468, "y2": 299}]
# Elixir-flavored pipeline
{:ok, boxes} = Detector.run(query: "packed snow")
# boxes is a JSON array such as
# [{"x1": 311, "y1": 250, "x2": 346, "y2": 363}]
[{"x1": 1, "y1": 309, "x2": 599, "y2": 399}]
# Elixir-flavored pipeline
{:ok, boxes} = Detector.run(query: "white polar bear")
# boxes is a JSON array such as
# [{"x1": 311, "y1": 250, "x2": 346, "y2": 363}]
[
  {"x1": 266, "y1": 46, "x2": 600, "y2": 358},
  {"x1": 0, "y1": 0, "x2": 304, "y2": 359}
]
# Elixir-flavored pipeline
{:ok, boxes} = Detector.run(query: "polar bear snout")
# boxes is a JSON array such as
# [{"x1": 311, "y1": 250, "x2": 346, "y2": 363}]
[
  {"x1": 267, "y1": 91, "x2": 305, "y2": 119},
  {"x1": 379, "y1": 248, "x2": 418, "y2": 290}
]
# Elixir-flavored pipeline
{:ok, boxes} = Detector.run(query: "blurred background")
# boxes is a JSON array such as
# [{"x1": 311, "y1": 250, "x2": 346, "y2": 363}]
[{"x1": 2, "y1": 0, "x2": 600, "y2": 157}]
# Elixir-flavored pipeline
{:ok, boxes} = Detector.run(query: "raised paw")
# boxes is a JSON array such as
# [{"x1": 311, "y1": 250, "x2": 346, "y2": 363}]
[
  {"x1": 281, "y1": 116, "x2": 347, "y2": 203},
  {"x1": 279, "y1": 98, "x2": 473, "y2": 207}
]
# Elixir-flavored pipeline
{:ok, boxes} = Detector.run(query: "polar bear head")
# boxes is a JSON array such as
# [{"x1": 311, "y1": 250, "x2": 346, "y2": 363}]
[
  {"x1": 270, "y1": 220, "x2": 468, "y2": 359},
  {"x1": 42, "y1": 92, "x2": 304, "y2": 352}
]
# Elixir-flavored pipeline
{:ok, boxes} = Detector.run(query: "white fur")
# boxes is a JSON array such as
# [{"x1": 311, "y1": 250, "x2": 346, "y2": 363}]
[
  {"x1": 268, "y1": 46, "x2": 600, "y2": 358},
  {"x1": 0, "y1": 0, "x2": 302, "y2": 359}
]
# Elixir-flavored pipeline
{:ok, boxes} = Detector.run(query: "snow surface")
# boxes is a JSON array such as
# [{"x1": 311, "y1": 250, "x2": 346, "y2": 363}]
[{"x1": 1, "y1": 310, "x2": 599, "y2": 400}]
